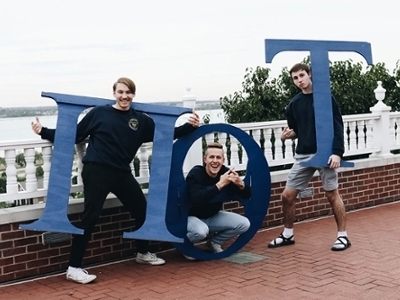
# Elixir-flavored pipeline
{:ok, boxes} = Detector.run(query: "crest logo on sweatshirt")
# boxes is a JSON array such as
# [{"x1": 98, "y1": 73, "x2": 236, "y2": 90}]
[{"x1": 128, "y1": 118, "x2": 138, "y2": 131}]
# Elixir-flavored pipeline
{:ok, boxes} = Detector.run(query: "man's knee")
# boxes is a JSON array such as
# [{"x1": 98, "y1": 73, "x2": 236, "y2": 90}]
[
  {"x1": 237, "y1": 217, "x2": 250, "y2": 233},
  {"x1": 187, "y1": 226, "x2": 209, "y2": 243},
  {"x1": 325, "y1": 189, "x2": 339, "y2": 202},
  {"x1": 282, "y1": 188, "x2": 297, "y2": 204}
]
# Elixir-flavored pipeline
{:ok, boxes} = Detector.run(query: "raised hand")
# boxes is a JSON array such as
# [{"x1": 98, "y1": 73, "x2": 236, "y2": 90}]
[
  {"x1": 31, "y1": 116, "x2": 43, "y2": 135},
  {"x1": 187, "y1": 109, "x2": 200, "y2": 128}
]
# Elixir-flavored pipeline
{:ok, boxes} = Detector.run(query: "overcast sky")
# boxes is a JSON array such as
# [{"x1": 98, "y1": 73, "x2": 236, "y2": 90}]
[{"x1": 0, "y1": 0, "x2": 399, "y2": 107}]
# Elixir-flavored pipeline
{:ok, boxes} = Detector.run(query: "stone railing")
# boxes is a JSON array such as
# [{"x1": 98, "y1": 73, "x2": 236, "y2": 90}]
[
  {"x1": 1, "y1": 80, "x2": 398, "y2": 205},
  {"x1": 1, "y1": 110, "x2": 399, "y2": 205}
]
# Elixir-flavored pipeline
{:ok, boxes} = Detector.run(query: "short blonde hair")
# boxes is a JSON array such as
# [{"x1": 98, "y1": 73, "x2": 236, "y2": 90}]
[{"x1": 204, "y1": 142, "x2": 224, "y2": 156}]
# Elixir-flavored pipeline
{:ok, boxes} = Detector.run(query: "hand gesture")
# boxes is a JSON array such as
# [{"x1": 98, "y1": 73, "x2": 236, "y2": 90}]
[
  {"x1": 227, "y1": 169, "x2": 243, "y2": 187},
  {"x1": 218, "y1": 169, "x2": 232, "y2": 188},
  {"x1": 187, "y1": 109, "x2": 200, "y2": 128},
  {"x1": 31, "y1": 117, "x2": 43, "y2": 135},
  {"x1": 327, "y1": 154, "x2": 341, "y2": 169},
  {"x1": 281, "y1": 126, "x2": 296, "y2": 140}
]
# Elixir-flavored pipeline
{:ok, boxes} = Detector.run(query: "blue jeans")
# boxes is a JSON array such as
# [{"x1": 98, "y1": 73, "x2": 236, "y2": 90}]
[{"x1": 187, "y1": 211, "x2": 250, "y2": 245}]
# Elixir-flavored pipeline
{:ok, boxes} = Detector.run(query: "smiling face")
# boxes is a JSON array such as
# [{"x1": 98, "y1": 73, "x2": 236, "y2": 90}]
[
  {"x1": 291, "y1": 69, "x2": 312, "y2": 94},
  {"x1": 113, "y1": 82, "x2": 135, "y2": 111},
  {"x1": 112, "y1": 78, "x2": 136, "y2": 111},
  {"x1": 203, "y1": 147, "x2": 225, "y2": 178}
]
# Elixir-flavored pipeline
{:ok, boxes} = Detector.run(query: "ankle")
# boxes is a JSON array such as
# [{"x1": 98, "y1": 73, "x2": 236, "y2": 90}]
[
  {"x1": 282, "y1": 227, "x2": 293, "y2": 238},
  {"x1": 68, "y1": 266, "x2": 79, "y2": 272}
]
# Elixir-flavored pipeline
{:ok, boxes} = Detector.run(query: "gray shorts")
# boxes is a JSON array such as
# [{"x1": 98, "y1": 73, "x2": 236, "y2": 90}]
[{"x1": 286, "y1": 154, "x2": 338, "y2": 191}]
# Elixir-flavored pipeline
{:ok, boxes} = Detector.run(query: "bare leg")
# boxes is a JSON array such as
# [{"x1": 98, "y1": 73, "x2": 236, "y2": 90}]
[
  {"x1": 268, "y1": 187, "x2": 299, "y2": 248},
  {"x1": 326, "y1": 189, "x2": 346, "y2": 231},
  {"x1": 282, "y1": 188, "x2": 299, "y2": 228}
]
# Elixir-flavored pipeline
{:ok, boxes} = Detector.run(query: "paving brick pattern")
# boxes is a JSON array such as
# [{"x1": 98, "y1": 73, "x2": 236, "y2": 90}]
[{"x1": 1, "y1": 202, "x2": 400, "y2": 300}]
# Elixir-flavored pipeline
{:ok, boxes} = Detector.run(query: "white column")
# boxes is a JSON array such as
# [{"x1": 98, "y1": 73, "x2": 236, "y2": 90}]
[
  {"x1": 181, "y1": 88, "x2": 202, "y2": 174},
  {"x1": 42, "y1": 146, "x2": 52, "y2": 189},
  {"x1": 75, "y1": 143, "x2": 86, "y2": 185},
  {"x1": 5, "y1": 149, "x2": 18, "y2": 194},
  {"x1": 369, "y1": 81, "x2": 392, "y2": 158},
  {"x1": 24, "y1": 148, "x2": 37, "y2": 191},
  {"x1": 139, "y1": 143, "x2": 151, "y2": 178}
]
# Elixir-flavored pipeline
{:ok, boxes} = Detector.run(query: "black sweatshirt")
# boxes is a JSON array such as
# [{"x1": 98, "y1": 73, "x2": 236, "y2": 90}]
[
  {"x1": 40, "y1": 105, "x2": 196, "y2": 173},
  {"x1": 286, "y1": 92, "x2": 345, "y2": 157},
  {"x1": 186, "y1": 165, "x2": 251, "y2": 219}
]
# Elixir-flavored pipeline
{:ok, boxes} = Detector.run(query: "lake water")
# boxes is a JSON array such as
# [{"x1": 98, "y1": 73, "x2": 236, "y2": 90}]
[{"x1": 0, "y1": 109, "x2": 225, "y2": 142}]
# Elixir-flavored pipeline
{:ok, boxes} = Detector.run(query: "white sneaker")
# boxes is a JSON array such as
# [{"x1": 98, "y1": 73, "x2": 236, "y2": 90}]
[
  {"x1": 206, "y1": 240, "x2": 223, "y2": 253},
  {"x1": 136, "y1": 252, "x2": 166, "y2": 265},
  {"x1": 183, "y1": 254, "x2": 196, "y2": 261},
  {"x1": 66, "y1": 267, "x2": 96, "y2": 284}
]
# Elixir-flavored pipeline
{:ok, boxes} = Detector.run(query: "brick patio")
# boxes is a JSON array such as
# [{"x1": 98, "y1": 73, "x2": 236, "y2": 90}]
[{"x1": 1, "y1": 201, "x2": 400, "y2": 300}]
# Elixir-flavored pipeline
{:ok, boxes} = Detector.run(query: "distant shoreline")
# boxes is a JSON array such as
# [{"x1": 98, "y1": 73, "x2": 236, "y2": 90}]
[{"x1": 0, "y1": 100, "x2": 221, "y2": 118}]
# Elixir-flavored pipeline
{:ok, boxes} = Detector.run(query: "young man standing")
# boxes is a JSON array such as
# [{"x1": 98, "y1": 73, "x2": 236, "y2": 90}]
[
  {"x1": 268, "y1": 63, "x2": 351, "y2": 251},
  {"x1": 31, "y1": 77, "x2": 200, "y2": 283},
  {"x1": 185, "y1": 142, "x2": 251, "y2": 258}
]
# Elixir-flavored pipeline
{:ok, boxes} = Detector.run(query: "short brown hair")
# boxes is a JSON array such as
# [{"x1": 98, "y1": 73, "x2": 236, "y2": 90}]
[
  {"x1": 289, "y1": 63, "x2": 311, "y2": 75},
  {"x1": 113, "y1": 77, "x2": 136, "y2": 94}
]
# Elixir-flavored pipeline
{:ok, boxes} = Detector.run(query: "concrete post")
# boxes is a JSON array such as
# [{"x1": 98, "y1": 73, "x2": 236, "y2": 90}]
[
  {"x1": 369, "y1": 81, "x2": 392, "y2": 158},
  {"x1": 181, "y1": 88, "x2": 203, "y2": 174}
]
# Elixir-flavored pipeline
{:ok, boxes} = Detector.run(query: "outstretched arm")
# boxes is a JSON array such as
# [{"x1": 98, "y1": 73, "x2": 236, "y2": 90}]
[{"x1": 31, "y1": 116, "x2": 56, "y2": 142}]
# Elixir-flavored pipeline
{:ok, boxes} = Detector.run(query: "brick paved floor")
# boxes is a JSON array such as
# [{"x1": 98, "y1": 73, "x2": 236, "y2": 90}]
[{"x1": 1, "y1": 202, "x2": 400, "y2": 300}]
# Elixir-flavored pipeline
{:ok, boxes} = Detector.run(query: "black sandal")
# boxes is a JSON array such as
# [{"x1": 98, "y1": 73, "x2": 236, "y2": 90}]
[
  {"x1": 331, "y1": 236, "x2": 351, "y2": 251},
  {"x1": 268, "y1": 233, "x2": 295, "y2": 248}
]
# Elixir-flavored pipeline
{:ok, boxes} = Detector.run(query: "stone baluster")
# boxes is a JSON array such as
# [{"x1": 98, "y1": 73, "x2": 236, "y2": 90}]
[
  {"x1": 218, "y1": 132, "x2": 228, "y2": 162},
  {"x1": 5, "y1": 149, "x2": 18, "y2": 194},
  {"x1": 264, "y1": 128, "x2": 273, "y2": 163},
  {"x1": 252, "y1": 129, "x2": 262, "y2": 148},
  {"x1": 366, "y1": 119, "x2": 373, "y2": 150},
  {"x1": 41, "y1": 146, "x2": 52, "y2": 189},
  {"x1": 284, "y1": 135, "x2": 293, "y2": 160},
  {"x1": 348, "y1": 121, "x2": 357, "y2": 150},
  {"x1": 182, "y1": 87, "x2": 202, "y2": 174},
  {"x1": 240, "y1": 141, "x2": 248, "y2": 166},
  {"x1": 389, "y1": 117, "x2": 396, "y2": 149},
  {"x1": 229, "y1": 135, "x2": 240, "y2": 167},
  {"x1": 24, "y1": 148, "x2": 37, "y2": 191},
  {"x1": 274, "y1": 126, "x2": 283, "y2": 160},
  {"x1": 396, "y1": 117, "x2": 400, "y2": 147},
  {"x1": 205, "y1": 132, "x2": 214, "y2": 145},
  {"x1": 139, "y1": 142, "x2": 151, "y2": 178},
  {"x1": 75, "y1": 143, "x2": 85, "y2": 185}
]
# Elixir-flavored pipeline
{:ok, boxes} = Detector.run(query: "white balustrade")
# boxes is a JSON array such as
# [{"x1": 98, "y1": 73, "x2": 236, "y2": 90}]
[{"x1": 2, "y1": 101, "x2": 400, "y2": 205}]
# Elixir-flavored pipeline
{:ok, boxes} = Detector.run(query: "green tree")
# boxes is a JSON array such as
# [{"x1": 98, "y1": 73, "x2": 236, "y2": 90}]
[
  {"x1": 0, "y1": 157, "x2": 5, "y2": 169},
  {"x1": 15, "y1": 153, "x2": 26, "y2": 168},
  {"x1": 330, "y1": 61, "x2": 398, "y2": 115},
  {"x1": 34, "y1": 151, "x2": 43, "y2": 165},
  {"x1": 0, "y1": 172, "x2": 6, "y2": 194},
  {"x1": 220, "y1": 66, "x2": 293, "y2": 123},
  {"x1": 36, "y1": 166, "x2": 44, "y2": 178},
  {"x1": 221, "y1": 59, "x2": 400, "y2": 123}
]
